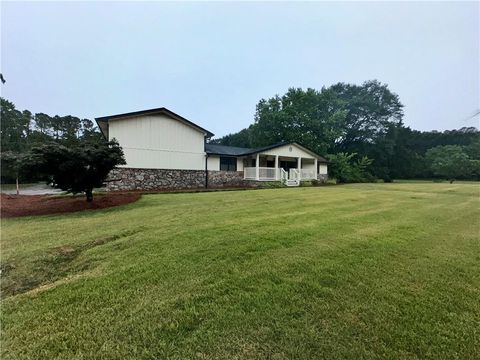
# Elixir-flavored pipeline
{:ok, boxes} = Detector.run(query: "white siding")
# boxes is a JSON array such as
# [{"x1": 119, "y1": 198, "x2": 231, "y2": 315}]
[
  {"x1": 108, "y1": 114, "x2": 206, "y2": 170},
  {"x1": 302, "y1": 161, "x2": 315, "y2": 171},
  {"x1": 207, "y1": 156, "x2": 220, "y2": 171},
  {"x1": 237, "y1": 158, "x2": 244, "y2": 171},
  {"x1": 262, "y1": 144, "x2": 317, "y2": 159},
  {"x1": 207, "y1": 156, "x2": 243, "y2": 171},
  {"x1": 319, "y1": 164, "x2": 328, "y2": 175}
]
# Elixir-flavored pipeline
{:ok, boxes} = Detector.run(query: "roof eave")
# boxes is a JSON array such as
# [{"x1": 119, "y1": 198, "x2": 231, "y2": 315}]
[{"x1": 95, "y1": 118, "x2": 109, "y2": 140}]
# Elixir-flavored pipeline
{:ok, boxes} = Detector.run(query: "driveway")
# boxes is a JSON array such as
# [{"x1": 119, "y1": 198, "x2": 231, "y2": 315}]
[{"x1": 1, "y1": 183, "x2": 65, "y2": 196}]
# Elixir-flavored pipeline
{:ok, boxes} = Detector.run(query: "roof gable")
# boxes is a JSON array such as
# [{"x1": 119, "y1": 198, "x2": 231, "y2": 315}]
[{"x1": 95, "y1": 107, "x2": 214, "y2": 139}]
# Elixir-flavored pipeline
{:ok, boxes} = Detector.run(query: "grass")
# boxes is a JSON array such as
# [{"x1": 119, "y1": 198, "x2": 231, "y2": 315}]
[{"x1": 1, "y1": 183, "x2": 479, "y2": 359}]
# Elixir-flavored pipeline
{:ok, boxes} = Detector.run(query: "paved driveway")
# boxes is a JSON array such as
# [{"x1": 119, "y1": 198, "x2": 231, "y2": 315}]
[{"x1": 1, "y1": 183, "x2": 65, "y2": 196}]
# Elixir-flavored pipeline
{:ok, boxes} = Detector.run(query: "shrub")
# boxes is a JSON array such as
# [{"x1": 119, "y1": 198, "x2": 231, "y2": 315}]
[
  {"x1": 327, "y1": 152, "x2": 374, "y2": 183},
  {"x1": 258, "y1": 181, "x2": 285, "y2": 189},
  {"x1": 300, "y1": 181, "x2": 312, "y2": 187}
]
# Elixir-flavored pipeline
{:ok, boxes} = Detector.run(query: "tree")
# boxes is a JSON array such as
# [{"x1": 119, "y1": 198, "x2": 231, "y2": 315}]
[
  {"x1": 0, "y1": 152, "x2": 25, "y2": 193},
  {"x1": 21, "y1": 140, "x2": 125, "y2": 202},
  {"x1": 330, "y1": 80, "x2": 404, "y2": 151},
  {"x1": 388, "y1": 126, "x2": 426, "y2": 179},
  {"x1": 212, "y1": 87, "x2": 347, "y2": 154},
  {"x1": 327, "y1": 80, "x2": 404, "y2": 180},
  {"x1": 81, "y1": 119, "x2": 103, "y2": 142},
  {"x1": 250, "y1": 87, "x2": 346, "y2": 155},
  {"x1": 327, "y1": 152, "x2": 374, "y2": 183},
  {"x1": 0, "y1": 97, "x2": 105, "y2": 183},
  {"x1": 1, "y1": 98, "x2": 31, "y2": 153},
  {"x1": 425, "y1": 145, "x2": 472, "y2": 183},
  {"x1": 59, "y1": 115, "x2": 82, "y2": 145},
  {"x1": 210, "y1": 128, "x2": 253, "y2": 148}
]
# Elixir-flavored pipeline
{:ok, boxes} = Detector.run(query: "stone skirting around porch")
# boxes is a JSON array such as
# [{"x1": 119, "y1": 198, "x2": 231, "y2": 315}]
[
  {"x1": 317, "y1": 174, "x2": 328, "y2": 182},
  {"x1": 207, "y1": 171, "x2": 257, "y2": 188}
]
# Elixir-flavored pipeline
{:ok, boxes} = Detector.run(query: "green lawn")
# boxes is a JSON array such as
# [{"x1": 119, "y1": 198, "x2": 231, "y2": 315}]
[{"x1": 2, "y1": 183, "x2": 479, "y2": 359}]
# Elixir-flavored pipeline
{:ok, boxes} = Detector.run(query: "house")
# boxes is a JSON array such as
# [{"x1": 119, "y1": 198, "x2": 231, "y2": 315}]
[{"x1": 95, "y1": 107, "x2": 328, "y2": 191}]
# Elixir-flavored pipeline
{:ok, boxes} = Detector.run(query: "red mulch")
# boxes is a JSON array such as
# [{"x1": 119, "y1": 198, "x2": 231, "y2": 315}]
[{"x1": 1, "y1": 193, "x2": 141, "y2": 218}]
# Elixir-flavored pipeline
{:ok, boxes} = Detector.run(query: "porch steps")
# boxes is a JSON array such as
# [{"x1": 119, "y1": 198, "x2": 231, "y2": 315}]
[{"x1": 285, "y1": 179, "x2": 300, "y2": 187}]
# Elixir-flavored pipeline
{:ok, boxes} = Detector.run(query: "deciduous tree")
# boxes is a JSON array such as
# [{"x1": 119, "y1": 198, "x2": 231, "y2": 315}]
[{"x1": 425, "y1": 145, "x2": 472, "y2": 183}]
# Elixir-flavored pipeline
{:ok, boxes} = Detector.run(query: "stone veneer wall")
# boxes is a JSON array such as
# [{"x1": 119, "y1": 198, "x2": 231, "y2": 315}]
[
  {"x1": 207, "y1": 170, "x2": 257, "y2": 188},
  {"x1": 106, "y1": 168, "x2": 205, "y2": 191},
  {"x1": 106, "y1": 168, "x2": 257, "y2": 191}
]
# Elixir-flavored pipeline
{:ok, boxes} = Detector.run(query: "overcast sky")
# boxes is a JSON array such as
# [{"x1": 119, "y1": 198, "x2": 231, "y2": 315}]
[{"x1": 1, "y1": 1, "x2": 478, "y2": 138}]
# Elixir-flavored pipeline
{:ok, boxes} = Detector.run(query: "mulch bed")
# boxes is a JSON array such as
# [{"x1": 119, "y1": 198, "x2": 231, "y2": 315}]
[{"x1": 1, "y1": 193, "x2": 141, "y2": 218}]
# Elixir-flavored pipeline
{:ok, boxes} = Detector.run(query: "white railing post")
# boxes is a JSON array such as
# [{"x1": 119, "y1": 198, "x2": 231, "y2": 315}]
[
  {"x1": 255, "y1": 154, "x2": 260, "y2": 180},
  {"x1": 274, "y1": 155, "x2": 279, "y2": 180},
  {"x1": 281, "y1": 168, "x2": 287, "y2": 184}
]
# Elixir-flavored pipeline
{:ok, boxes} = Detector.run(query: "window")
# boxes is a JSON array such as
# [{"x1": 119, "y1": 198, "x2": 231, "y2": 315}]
[{"x1": 220, "y1": 157, "x2": 237, "y2": 171}]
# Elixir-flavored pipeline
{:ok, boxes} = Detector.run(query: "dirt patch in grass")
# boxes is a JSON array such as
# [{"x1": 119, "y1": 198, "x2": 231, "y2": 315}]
[
  {"x1": 2, "y1": 228, "x2": 144, "y2": 297},
  {"x1": 0, "y1": 193, "x2": 141, "y2": 218}
]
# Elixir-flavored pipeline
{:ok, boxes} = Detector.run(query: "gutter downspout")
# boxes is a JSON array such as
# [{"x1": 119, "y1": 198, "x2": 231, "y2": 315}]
[
  {"x1": 205, "y1": 153, "x2": 209, "y2": 188},
  {"x1": 204, "y1": 136, "x2": 208, "y2": 188}
]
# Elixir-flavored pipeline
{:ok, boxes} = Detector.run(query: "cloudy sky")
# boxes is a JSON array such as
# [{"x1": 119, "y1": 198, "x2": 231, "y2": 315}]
[{"x1": 1, "y1": 1, "x2": 478, "y2": 138}]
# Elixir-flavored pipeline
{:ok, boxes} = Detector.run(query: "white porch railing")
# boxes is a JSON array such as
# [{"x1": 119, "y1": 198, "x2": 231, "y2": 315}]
[
  {"x1": 259, "y1": 167, "x2": 278, "y2": 180},
  {"x1": 244, "y1": 167, "x2": 257, "y2": 180},
  {"x1": 244, "y1": 167, "x2": 278, "y2": 181},
  {"x1": 289, "y1": 168, "x2": 300, "y2": 181},
  {"x1": 280, "y1": 168, "x2": 288, "y2": 184},
  {"x1": 244, "y1": 167, "x2": 317, "y2": 181}
]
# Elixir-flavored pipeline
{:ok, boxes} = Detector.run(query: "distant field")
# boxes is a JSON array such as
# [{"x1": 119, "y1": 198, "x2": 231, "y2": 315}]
[{"x1": 2, "y1": 183, "x2": 479, "y2": 359}]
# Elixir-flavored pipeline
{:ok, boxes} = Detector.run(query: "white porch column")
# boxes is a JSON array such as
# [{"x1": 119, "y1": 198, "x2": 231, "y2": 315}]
[
  {"x1": 314, "y1": 158, "x2": 318, "y2": 179},
  {"x1": 255, "y1": 153, "x2": 260, "y2": 180},
  {"x1": 274, "y1": 155, "x2": 279, "y2": 180}
]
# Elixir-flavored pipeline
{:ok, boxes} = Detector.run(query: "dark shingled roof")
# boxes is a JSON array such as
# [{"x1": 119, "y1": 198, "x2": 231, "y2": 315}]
[{"x1": 205, "y1": 143, "x2": 253, "y2": 156}]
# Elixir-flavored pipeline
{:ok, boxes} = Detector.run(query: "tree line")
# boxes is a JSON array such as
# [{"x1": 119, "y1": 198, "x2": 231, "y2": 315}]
[
  {"x1": 211, "y1": 80, "x2": 479, "y2": 182},
  {"x1": 1, "y1": 97, "x2": 104, "y2": 182},
  {"x1": 1, "y1": 79, "x2": 479, "y2": 188},
  {"x1": 1, "y1": 98, "x2": 125, "y2": 201}
]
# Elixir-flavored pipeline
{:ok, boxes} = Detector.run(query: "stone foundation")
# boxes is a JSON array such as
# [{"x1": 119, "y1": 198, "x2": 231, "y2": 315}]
[
  {"x1": 318, "y1": 174, "x2": 328, "y2": 182},
  {"x1": 207, "y1": 170, "x2": 257, "y2": 188},
  {"x1": 106, "y1": 168, "x2": 257, "y2": 191},
  {"x1": 106, "y1": 167, "x2": 326, "y2": 191},
  {"x1": 106, "y1": 168, "x2": 206, "y2": 191}
]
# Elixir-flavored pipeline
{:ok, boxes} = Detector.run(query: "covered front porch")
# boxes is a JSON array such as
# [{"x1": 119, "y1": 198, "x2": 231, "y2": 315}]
[{"x1": 243, "y1": 153, "x2": 318, "y2": 182}]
